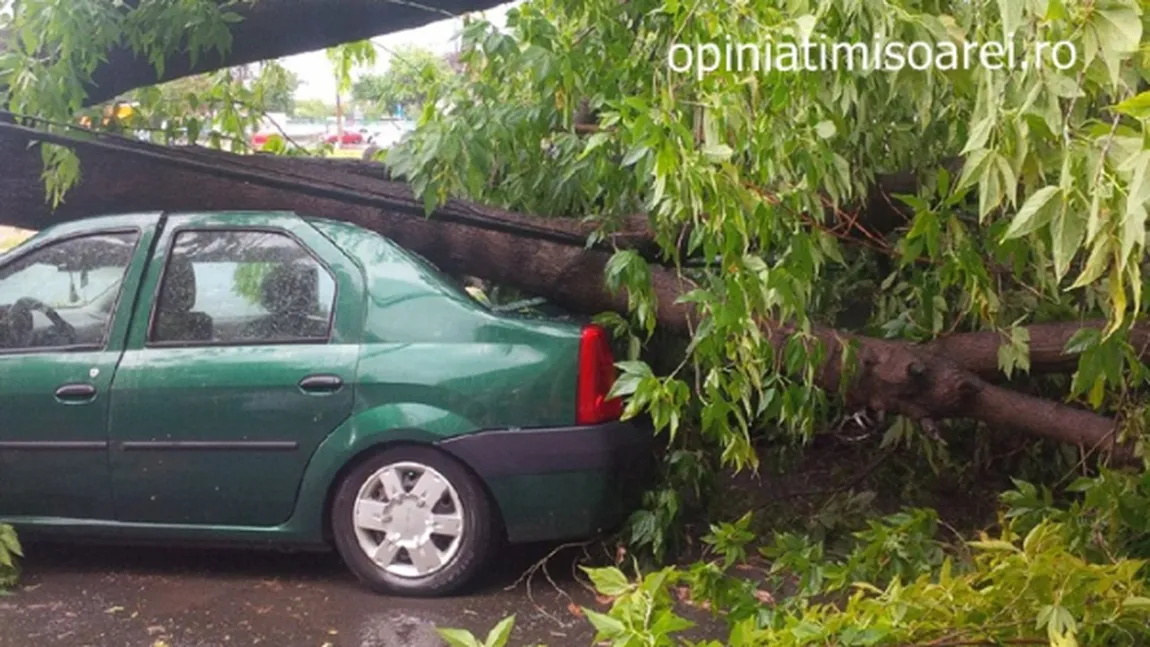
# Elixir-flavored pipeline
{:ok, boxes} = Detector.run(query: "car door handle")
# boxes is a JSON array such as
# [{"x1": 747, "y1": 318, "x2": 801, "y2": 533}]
[
  {"x1": 55, "y1": 383, "x2": 96, "y2": 401},
  {"x1": 298, "y1": 374, "x2": 343, "y2": 393}
]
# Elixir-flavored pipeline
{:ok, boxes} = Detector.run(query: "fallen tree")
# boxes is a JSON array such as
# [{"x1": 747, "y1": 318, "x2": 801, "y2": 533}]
[{"x1": 0, "y1": 117, "x2": 1133, "y2": 459}]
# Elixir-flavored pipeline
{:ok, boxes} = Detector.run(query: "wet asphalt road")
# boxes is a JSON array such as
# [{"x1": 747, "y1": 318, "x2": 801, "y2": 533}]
[{"x1": 0, "y1": 541, "x2": 719, "y2": 647}]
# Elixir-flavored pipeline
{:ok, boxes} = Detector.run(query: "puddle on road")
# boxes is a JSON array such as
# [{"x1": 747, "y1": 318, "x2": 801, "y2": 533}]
[{"x1": 352, "y1": 610, "x2": 451, "y2": 647}]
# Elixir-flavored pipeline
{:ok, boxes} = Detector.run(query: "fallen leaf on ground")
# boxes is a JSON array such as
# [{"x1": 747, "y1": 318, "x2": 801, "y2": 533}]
[
  {"x1": 674, "y1": 586, "x2": 711, "y2": 610},
  {"x1": 753, "y1": 589, "x2": 775, "y2": 605}
]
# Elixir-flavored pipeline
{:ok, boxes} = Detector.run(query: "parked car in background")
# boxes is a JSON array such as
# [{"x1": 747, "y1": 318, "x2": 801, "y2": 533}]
[
  {"x1": 366, "y1": 120, "x2": 415, "y2": 148},
  {"x1": 0, "y1": 211, "x2": 653, "y2": 596},
  {"x1": 324, "y1": 130, "x2": 364, "y2": 145}
]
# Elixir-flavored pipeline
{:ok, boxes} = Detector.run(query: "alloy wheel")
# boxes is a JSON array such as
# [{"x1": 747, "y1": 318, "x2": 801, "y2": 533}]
[{"x1": 351, "y1": 461, "x2": 465, "y2": 578}]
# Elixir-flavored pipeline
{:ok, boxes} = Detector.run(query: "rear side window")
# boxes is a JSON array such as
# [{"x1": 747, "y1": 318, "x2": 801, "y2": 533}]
[{"x1": 149, "y1": 229, "x2": 336, "y2": 345}]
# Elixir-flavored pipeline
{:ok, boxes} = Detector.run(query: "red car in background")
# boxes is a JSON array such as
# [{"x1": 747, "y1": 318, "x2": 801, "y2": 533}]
[
  {"x1": 324, "y1": 131, "x2": 364, "y2": 145},
  {"x1": 249, "y1": 130, "x2": 365, "y2": 149}
]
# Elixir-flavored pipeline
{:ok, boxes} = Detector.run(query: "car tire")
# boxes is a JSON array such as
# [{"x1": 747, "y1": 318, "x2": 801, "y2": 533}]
[{"x1": 330, "y1": 445, "x2": 497, "y2": 597}]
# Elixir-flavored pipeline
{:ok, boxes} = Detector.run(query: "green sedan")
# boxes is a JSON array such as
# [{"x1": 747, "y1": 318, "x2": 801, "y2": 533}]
[{"x1": 0, "y1": 210, "x2": 653, "y2": 596}]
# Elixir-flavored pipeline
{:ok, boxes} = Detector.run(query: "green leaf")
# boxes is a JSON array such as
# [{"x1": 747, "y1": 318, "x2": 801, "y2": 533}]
[
  {"x1": 621, "y1": 144, "x2": 649, "y2": 167},
  {"x1": 702, "y1": 144, "x2": 734, "y2": 162},
  {"x1": 979, "y1": 160, "x2": 1004, "y2": 221},
  {"x1": 1051, "y1": 200, "x2": 1086, "y2": 281},
  {"x1": 1122, "y1": 596, "x2": 1150, "y2": 609},
  {"x1": 1063, "y1": 327, "x2": 1100, "y2": 354},
  {"x1": 957, "y1": 148, "x2": 992, "y2": 190},
  {"x1": 814, "y1": 120, "x2": 836, "y2": 139},
  {"x1": 1070, "y1": 237, "x2": 1113, "y2": 289},
  {"x1": 483, "y1": 615, "x2": 515, "y2": 647},
  {"x1": 794, "y1": 14, "x2": 817, "y2": 42},
  {"x1": 581, "y1": 565, "x2": 632, "y2": 597},
  {"x1": 583, "y1": 608, "x2": 627, "y2": 638},
  {"x1": 790, "y1": 620, "x2": 823, "y2": 641},
  {"x1": 962, "y1": 116, "x2": 994, "y2": 155},
  {"x1": 437, "y1": 628, "x2": 483, "y2": 647},
  {"x1": 1115, "y1": 91, "x2": 1150, "y2": 119},
  {"x1": 0, "y1": 527, "x2": 19, "y2": 558},
  {"x1": 968, "y1": 539, "x2": 1020, "y2": 551},
  {"x1": 997, "y1": 0, "x2": 1023, "y2": 41},
  {"x1": 650, "y1": 609, "x2": 694, "y2": 636},
  {"x1": 1003, "y1": 185, "x2": 1060, "y2": 239},
  {"x1": 1089, "y1": 5, "x2": 1142, "y2": 84},
  {"x1": 579, "y1": 131, "x2": 611, "y2": 159},
  {"x1": 1121, "y1": 203, "x2": 1147, "y2": 270}
]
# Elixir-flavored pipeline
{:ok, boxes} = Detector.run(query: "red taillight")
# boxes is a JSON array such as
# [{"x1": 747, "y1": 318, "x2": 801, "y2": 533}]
[{"x1": 576, "y1": 324, "x2": 624, "y2": 425}]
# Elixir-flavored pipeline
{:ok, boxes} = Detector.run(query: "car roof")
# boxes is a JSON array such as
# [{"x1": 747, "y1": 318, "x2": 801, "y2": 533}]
[{"x1": 21, "y1": 211, "x2": 379, "y2": 253}]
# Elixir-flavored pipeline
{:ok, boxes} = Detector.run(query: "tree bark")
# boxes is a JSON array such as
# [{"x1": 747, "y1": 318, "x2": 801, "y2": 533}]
[
  {"x1": 0, "y1": 122, "x2": 1131, "y2": 461},
  {"x1": 73, "y1": 0, "x2": 509, "y2": 106}
]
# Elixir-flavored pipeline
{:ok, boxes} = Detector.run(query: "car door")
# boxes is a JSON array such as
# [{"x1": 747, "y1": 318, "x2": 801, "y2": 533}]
[
  {"x1": 108, "y1": 212, "x2": 364, "y2": 527},
  {"x1": 0, "y1": 225, "x2": 149, "y2": 519}
]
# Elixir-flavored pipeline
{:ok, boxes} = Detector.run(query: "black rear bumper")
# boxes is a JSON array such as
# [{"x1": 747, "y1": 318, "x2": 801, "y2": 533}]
[
  {"x1": 437, "y1": 420, "x2": 656, "y2": 542},
  {"x1": 437, "y1": 419, "x2": 654, "y2": 479}
]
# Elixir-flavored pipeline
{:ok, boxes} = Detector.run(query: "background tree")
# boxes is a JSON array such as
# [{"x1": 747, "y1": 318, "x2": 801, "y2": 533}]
[
  {"x1": 293, "y1": 98, "x2": 334, "y2": 121},
  {"x1": 351, "y1": 46, "x2": 454, "y2": 117},
  {"x1": 253, "y1": 63, "x2": 301, "y2": 115}
]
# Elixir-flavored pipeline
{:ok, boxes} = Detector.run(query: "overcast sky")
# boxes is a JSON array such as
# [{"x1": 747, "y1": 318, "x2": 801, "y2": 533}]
[{"x1": 281, "y1": 2, "x2": 520, "y2": 102}]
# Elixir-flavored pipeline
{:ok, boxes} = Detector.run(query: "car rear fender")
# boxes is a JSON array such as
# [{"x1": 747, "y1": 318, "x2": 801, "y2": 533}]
[{"x1": 287, "y1": 402, "x2": 479, "y2": 540}]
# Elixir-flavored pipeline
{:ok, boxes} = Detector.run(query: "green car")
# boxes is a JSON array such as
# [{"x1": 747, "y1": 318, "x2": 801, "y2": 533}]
[{"x1": 0, "y1": 210, "x2": 652, "y2": 596}]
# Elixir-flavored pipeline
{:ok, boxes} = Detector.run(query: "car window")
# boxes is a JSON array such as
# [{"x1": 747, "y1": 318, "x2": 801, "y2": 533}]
[
  {"x1": 0, "y1": 232, "x2": 140, "y2": 351},
  {"x1": 149, "y1": 229, "x2": 336, "y2": 345}
]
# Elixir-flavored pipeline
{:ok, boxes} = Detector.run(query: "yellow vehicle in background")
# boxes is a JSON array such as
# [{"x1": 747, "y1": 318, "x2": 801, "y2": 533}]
[{"x1": 77, "y1": 102, "x2": 138, "y2": 129}]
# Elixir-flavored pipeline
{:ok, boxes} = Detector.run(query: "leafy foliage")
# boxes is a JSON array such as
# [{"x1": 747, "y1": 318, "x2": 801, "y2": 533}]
[
  {"x1": 451, "y1": 471, "x2": 1150, "y2": 646},
  {"x1": 0, "y1": 524, "x2": 21, "y2": 591},
  {"x1": 352, "y1": 46, "x2": 455, "y2": 116},
  {"x1": 0, "y1": 0, "x2": 249, "y2": 202},
  {"x1": 387, "y1": 0, "x2": 1150, "y2": 471}
]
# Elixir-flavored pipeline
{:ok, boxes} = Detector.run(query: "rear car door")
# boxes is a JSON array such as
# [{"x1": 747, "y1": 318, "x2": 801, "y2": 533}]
[
  {"x1": 0, "y1": 223, "x2": 150, "y2": 519},
  {"x1": 108, "y1": 212, "x2": 364, "y2": 526}
]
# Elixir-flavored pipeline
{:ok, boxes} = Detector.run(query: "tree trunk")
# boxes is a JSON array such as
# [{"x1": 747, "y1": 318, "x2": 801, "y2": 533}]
[{"x1": 0, "y1": 120, "x2": 1132, "y2": 462}]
